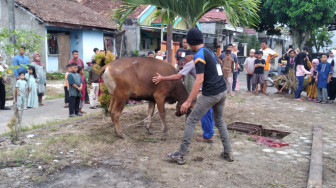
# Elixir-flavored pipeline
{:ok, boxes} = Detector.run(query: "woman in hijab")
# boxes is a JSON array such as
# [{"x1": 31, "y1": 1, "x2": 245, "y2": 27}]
[
  {"x1": 31, "y1": 53, "x2": 46, "y2": 106},
  {"x1": 328, "y1": 50, "x2": 336, "y2": 63}
]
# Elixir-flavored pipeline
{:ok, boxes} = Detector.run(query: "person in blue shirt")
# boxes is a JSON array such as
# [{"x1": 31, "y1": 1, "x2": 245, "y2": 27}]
[
  {"x1": 316, "y1": 53, "x2": 333, "y2": 104},
  {"x1": 13, "y1": 46, "x2": 30, "y2": 78}
]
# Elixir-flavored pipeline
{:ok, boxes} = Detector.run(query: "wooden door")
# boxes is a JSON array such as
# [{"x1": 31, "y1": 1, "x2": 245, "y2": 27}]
[{"x1": 57, "y1": 34, "x2": 70, "y2": 73}]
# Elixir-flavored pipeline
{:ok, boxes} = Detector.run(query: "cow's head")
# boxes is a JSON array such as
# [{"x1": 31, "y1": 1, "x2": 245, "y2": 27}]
[{"x1": 175, "y1": 99, "x2": 196, "y2": 117}]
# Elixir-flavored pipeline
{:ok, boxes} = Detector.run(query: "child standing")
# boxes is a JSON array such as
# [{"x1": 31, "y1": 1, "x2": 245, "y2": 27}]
[
  {"x1": 88, "y1": 60, "x2": 100, "y2": 109},
  {"x1": 25, "y1": 66, "x2": 39, "y2": 108},
  {"x1": 295, "y1": 54, "x2": 311, "y2": 101},
  {"x1": 222, "y1": 50, "x2": 235, "y2": 96},
  {"x1": 78, "y1": 66, "x2": 86, "y2": 114},
  {"x1": 316, "y1": 54, "x2": 333, "y2": 104},
  {"x1": 307, "y1": 59, "x2": 319, "y2": 101},
  {"x1": 16, "y1": 72, "x2": 28, "y2": 110},
  {"x1": 252, "y1": 51, "x2": 266, "y2": 95},
  {"x1": 244, "y1": 49, "x2": 256, "y2": 92},
  {"x1": 64, "y1": 65, "x2": 71, "y2": 108},
  {"x1": 67, "y1": 63, "x2": 83, "y2": 117}
]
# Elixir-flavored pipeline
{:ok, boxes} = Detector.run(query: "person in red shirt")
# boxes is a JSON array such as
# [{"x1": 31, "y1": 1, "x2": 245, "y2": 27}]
[{"x1": 68, "y1": 50, "x2": 84, "y2": 68}]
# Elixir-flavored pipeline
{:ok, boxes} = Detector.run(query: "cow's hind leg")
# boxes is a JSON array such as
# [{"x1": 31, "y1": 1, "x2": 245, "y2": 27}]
[
  {"x1": 145, "y1": 101, "x2": 156, "y2": 134},
  {"x1": 154, "y1": 96, "x2": 168, "y2": 133},
  {"x1": 108, "y1": 94, "x2": 114, "y2": 113},
  {"x1": 110, "y1": 97, "x2": 127, "y2": 138}
]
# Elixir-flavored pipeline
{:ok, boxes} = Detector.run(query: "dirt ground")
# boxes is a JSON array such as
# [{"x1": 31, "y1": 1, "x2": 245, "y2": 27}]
[{"x1": 0, "y1": 91, "x2": 335, "y2": 188}]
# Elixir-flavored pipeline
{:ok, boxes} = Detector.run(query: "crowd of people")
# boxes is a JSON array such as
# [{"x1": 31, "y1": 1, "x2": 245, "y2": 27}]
[
  {"x1": 64, "y1": 49, "x2": 100, "y2": 117},
  {"x1": 240, "y1": 43, "x2": 336, "y2": 104},
  {"x1": 0, "y1": 47, "x2": 101, "y2": 114},
  {"x1": 0, "y1": 47, "x2": 47, "y2": 111}
]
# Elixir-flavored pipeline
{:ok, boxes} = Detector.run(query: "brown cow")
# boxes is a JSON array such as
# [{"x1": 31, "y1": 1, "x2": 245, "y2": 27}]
[{"x1": 102, "y1": 57, "x2": 190, "y2": 138}]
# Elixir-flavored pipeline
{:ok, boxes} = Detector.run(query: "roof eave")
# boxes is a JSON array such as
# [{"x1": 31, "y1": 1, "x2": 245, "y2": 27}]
[{"x1": 45, "y1": 22, "x2": 118, "y2": 32}]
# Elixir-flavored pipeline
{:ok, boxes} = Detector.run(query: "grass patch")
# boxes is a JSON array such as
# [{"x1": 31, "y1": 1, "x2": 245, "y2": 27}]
[
  {"x1": 46, "y1": 72, "x2": 65, "y2": 80},
  {"x1": 228, "y1": 96, "x2": 246, "y2": 103},
  {"x1": 44, "y1": 93, "x2": 65, "y2": 101},
  {"x1": 1, "y1": 111, "x2": 102, "y2": 137}
]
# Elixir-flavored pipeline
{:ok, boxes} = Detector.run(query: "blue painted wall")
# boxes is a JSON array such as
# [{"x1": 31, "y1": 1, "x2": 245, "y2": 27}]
[
  {"x1": 47, "y1": 56, "x2": 59, "y2": 72},
  {"x1": 45, "y1": 26, "x2": 106, "y2": 71},
  {"x1": 82, "y1": 30, "x2": 104, "y2": 65},
  {"x1": 70, "y1": 29, "x2": 84, "y2": 61}
]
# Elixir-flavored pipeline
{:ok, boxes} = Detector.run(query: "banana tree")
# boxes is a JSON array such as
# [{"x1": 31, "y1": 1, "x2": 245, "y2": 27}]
[{"x1": 112, "y1": 0, "x2": 260, "y2": 64}]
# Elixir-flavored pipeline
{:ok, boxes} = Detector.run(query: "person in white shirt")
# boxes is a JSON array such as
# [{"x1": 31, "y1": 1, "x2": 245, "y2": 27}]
[
  {"x1": 244, "y1": 49, "x2": 256, "y2": 92},
  {"x1": 260, "y1": 41, "x2": 278, "y2": 95}
]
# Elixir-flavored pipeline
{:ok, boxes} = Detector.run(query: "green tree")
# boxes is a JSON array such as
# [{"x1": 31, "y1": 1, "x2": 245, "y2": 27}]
[
  {"x1": 309, "y1": 27, "x2": 335, "y2": 53},
  {"x1": 0, "y1": 28, "x2": 44, "y2": 66},
  {"x1": 254, "y1": 0, "x2": 336, "y2": 49},
  {"x1": 235, "y1": 34, "x2": 260, "y2": 53},
  {"x1": 112, "y1": 0, "x2": 260, "y2": 64}
]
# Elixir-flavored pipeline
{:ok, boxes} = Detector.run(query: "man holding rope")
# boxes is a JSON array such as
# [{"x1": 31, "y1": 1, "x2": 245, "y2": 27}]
[
  {"x1": 167, "y1": 28, "x2": 233, "y2": 165},
  {"x1": 153, "y1": 50, "x2": 215, "y2": 143}
]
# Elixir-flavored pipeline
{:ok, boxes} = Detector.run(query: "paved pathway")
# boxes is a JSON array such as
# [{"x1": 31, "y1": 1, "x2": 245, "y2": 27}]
[{"x1": 0, "y1": 98, "x2": 101, "y2": 134}]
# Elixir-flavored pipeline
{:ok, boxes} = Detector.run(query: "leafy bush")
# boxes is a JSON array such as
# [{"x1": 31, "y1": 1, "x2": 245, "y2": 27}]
[
  {"x1": 46, "y1": 72, "x2": 65, "y2": 80},
  {"x1": 93, "y1": 51, "x2": 116, "y2": 113}
]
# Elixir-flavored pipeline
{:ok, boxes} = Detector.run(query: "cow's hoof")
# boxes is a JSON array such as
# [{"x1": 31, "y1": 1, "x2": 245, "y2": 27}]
[
  {"x1": 147, "y1": 129, "x2": 154, "y2": 135},
  {"x1": 162, "y1": 127, "x2": 168, "y2": 133},
  {"x1": 116, "y1": 132, "x2": 125, "y2": 139}
]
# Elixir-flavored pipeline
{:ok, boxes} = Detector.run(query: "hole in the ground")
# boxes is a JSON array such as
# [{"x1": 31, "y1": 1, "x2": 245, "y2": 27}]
[
  {"x1": 227, "y1": 122, "x2": 291, "y2": 147},
  {"x1": 260, "y1": 129, "x2": 290, "y2": 139}
]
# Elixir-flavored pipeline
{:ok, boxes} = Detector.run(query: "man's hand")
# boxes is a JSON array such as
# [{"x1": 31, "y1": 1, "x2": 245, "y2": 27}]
[
  {"x1": 90, "y1": 85, "x2": 93, "y2": 89},
  {"x1": 152, "y1": 73, "x2": 163, "y2": 84},
  {"x1": 180, "y1": 100, "x2": 191, "y2": 114},
  {"x1": 17, "y1": 92, "x2": 20, "y2": 96},
  {"x1": 78, "y1": 86, "x2": 82, "y2": 91}
]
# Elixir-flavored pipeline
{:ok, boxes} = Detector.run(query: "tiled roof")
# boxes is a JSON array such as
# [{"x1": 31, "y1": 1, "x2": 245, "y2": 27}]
[
  {"x1": 15, "y1": 0, "x2": 118, "y2": 30},
  {"x1": 199, "y1": 9, "x2": 227, "y2": 23},
  {"x1": 80, "y1": 0, "x2": 149, "y2": 20},
  {"x1": 243, "y1": 28, "x2": 257, "y2": 34}
]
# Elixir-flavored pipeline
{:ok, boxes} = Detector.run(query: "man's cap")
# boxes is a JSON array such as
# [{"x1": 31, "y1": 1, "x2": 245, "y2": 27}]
[{"x1": 186, "y1": 28, "x2": 203, "y2": 46}]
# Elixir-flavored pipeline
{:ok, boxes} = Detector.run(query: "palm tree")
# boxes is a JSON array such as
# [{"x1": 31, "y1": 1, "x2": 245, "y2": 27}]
[{"x1": 112, "y1": 0, "x2": 260, "y2": 64}]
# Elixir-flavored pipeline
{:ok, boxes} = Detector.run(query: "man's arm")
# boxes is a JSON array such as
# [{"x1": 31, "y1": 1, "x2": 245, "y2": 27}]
[
  {"x1": 180, "y1": 73, "x2": 203, "y2": 114},
  {"x1": 270, "y1": 49, "x2": 278, "y2": 60},
  {"x1": 152, "y1": 73, "x2": 184, "y2": 84}
]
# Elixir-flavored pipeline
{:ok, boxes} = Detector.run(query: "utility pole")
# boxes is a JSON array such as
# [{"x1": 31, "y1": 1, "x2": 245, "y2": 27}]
[{"x1": 8, "y1": 0, "x2": 16, "y2": 49}]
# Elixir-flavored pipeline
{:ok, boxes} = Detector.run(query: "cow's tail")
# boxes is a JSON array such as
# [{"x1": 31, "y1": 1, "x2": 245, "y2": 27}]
[{"x1": 99, "y1": 64, "x2": 108, "y2": 79}]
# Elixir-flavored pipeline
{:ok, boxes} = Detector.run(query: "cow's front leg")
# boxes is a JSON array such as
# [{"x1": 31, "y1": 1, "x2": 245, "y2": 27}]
[
  {"x1": 146, "y1": 101, "x2": 156, "y2": 134},
  {"x1": 154, "y1": 96, "x2": 167, "y2": 133}
]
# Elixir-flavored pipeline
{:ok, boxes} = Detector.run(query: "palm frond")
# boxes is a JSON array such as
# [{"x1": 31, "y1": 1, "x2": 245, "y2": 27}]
[{"x1": 112, "y1": 0, "x2": 260, "y2": 30}]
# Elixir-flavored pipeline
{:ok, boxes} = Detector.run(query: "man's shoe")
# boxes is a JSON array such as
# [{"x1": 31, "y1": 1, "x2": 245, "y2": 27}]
[
  {"x1": 167, "y1": 152, "x2": 186, "y2": 165},
  {"x1": 0, "y1": 106, "x2": 11, "y2": 110},
  {"x1": 221, "y1": 152, "x2": 234, "y2": 162},
  {"x1": 77, "y1": 113, "x2": 83, "y2": 116},
  {"x1": 69, "y1": 114, "x2": 75, "y2": 118},
  {"x1": 89, "y1": 106, "x2": 97, "y2": 109},
  {"x1": 196, "y1": 136, "x2": 215, "y2": 143}
]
